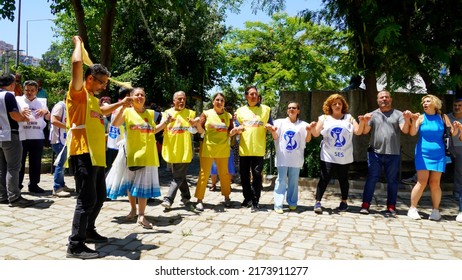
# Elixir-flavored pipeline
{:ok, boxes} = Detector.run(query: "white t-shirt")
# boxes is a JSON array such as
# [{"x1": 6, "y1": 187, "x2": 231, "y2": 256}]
[
  {"x1": 319, "y1": 114, "x2": 354, "y2": 164},
  {"x1": 273, "y1": 118, "x2": 308, "y2": 168},
  {"x1": 107, "y1": 108, "x2": 124, "y2": 150},
  {"x1": 16, "y1": 96, "x2": 47, "y2": 140},
  {"x1": 49, "y1": 101, "x2": 66, "y2": 145}
]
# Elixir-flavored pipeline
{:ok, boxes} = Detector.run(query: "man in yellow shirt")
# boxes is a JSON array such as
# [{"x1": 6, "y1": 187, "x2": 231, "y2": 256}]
[
  {"x1": 235, "y1": 86, "x2": 273, "y2": 212},
  {"x1": 66, "y1": 36, "x2": 132, "y2": 259},
  {"x1": 161, "y1": 91, "x2": 199, "y2": 210}
]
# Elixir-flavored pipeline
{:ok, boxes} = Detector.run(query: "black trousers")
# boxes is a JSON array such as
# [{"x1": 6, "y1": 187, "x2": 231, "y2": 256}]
[
  {"x1": 315, "y1": 160, "x2": 350, "y2": 201},
  {"x1": 239, "y1": 156, "x2": 264, "y2": 205},
  {"x1": 19, "y1": 139, "x2": 44, "y2": 188},
  {"x1": 68, "y1": 153, "x2": 106, "y2": 248}
]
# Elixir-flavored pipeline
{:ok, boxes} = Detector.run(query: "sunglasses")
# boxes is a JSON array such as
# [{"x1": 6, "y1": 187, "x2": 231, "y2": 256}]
[{"x1": 287, "y1": 106, "x2": 298, "y2": 110}]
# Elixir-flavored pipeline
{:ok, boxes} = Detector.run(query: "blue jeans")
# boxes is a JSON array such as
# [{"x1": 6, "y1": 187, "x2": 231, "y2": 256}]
[
  {"x1": 51, "y1": 143, "x2": 66, "y2": 191},
  {"x1": 274, "y1": 166, "x2": 300, "y2": 209},
  {"x1": 362, "y1": 152, "x2": 400, "y2": 207}
]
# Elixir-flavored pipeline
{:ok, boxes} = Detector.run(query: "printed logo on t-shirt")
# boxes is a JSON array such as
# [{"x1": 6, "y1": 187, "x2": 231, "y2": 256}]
[
  {"x1": 284, "y1": 130, "x2": 297, "y2": 151},
  {"x1": 129, "y1": 120, "x2": 154, "y2": 134},
  {"x1": 331, "y1": 127, "x2": 346, "y2": 147},
  {"x1": 108, "y1": 126, "x2": 120, "y2": 139},
  {"x1": 90, "y1": 110, "x2": 104, "y2": 125},
  {"x1": 210, "y1": 123, "x2": 228, "y2": 133}
]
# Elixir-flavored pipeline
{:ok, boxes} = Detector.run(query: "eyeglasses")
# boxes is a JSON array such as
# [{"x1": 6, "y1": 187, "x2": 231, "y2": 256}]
[
  {"x1": 92, "y1": 75, "x2": 109, "y2": 86},
  {"x1": 288, "y1": 107, "x2": 298, "y2": 110}
]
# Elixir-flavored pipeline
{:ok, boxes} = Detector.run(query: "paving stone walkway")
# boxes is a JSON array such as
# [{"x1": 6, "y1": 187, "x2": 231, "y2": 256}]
[{"x1": 1, "y1": 156, "x2": 461, "y2": 260}]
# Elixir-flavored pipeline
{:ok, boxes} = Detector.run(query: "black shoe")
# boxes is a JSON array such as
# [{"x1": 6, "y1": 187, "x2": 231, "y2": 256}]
[
  {"x1": 28, "y1": 185, "x2": 45, "y2": 193},
  {"x1": 241, "y1": 199, "x2": 252, "y2": 207},
  {"x1": 86, "y1": 230, "x2": 108, "y2": 243},
  {"x1": 66, "y1": 244, "x2": 100, "y2": 259},
  {"x1": 251, "y1": 203, "x2": 260, "y2": 213},
  {"x1": 8, "y1": 196, "x2": 36, "y2": 208},
  {"x1": 0, "y1": 199, "x2": 8, "y2": 204}
]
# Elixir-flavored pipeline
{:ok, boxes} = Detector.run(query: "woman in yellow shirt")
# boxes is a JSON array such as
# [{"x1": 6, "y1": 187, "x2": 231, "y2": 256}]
[
  {"x1": 109, "y1": 87, "x2": 172, "y2": 228},
  {"x1": 194, "y1": 93, "x2": 239, "y2": 211}
]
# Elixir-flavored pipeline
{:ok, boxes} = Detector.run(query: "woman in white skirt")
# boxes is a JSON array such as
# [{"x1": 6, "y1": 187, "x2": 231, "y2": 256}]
[{"x1": 108, "y1": 87, "x2": 172, "y2": 229}]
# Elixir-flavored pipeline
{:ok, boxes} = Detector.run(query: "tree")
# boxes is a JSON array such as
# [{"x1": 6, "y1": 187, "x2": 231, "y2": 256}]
[
  {"x1": 0, "y1": 0, "x2": 15, "y2": 20},
  {"x1": 40, "y1": 42, "x2": 62, "y2": 72},
  {"x1": 51, "y1": 0, "x2": 229, "y2": 107},
  {"x1": 250, "y1": 1, "x2": 462, "y2": 110},
  {"x1": 50, "y1": 0, "x2": 117, "y2": 68},
  {"x1": 220, "y1": 13, "x2": 348, "y2": 106}
]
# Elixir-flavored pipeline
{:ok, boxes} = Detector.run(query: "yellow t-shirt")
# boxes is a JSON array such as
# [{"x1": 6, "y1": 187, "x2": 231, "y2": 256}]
[
  {"x1": 161, "y1": 108, "x2": 196, "y2": 163},
  {"x1": 235, "y1": 104, "x2": 271, "y2": 157},
  {"x1": 201, "y1": 109, "x2": 232, "y2": 158},
  {"x1": 125, "y1": 108, "x2": 159, "y2": 167},
  {"x1": 66, "y1": 84, "x2": 106, "y2": 166}
]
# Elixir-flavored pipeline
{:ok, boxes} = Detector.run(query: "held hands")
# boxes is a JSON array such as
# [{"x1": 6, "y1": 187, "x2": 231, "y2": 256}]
[
  {"x1": 411, "y1": 112, "x2": 420, "y2": 121},
  {"x1": 265, "y1": 123, "x2": 277, "y2": 133},
  {"x1": 402, "y1": 110, "x2": 413, "y2": 120},
  {"x1": 362, "y1": 113, "x2": 372, "y2": 122},
  {"x1": 120, "y1": 96, "x2": 133, "y2": 108},
  {"x1": 165, "y1": 113, "x2": 174, "y2": 124},
  {"x1": 357, "y1": 115, "x2": 365, "y2": 122},
  {"x1": 188, "y1": 117, "x2": 201, "y2": 126},
  {"x1": 231, "y1": 126, "x2": 245, "y2": 135},
  {"x1": 453, "y1": 121, "x2": 462, "y2": 130},
  {"x1": 308, "y1": 121, "x2": 317, "y2": 129}
]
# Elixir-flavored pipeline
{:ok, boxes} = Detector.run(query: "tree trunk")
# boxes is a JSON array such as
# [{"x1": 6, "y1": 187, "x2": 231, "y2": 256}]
[
  {"x1": 100, "y1": 0, "x2": 117, "y2": 69},
  {"x1": 71, "y1": 0, "x2": 95, "y2": 63},
  {"x1": 364, "y1": 70, "x2": 378, "y2": 112},
  {"x1": 350, "y1": 0, "x2": 378, "y2": 111}
]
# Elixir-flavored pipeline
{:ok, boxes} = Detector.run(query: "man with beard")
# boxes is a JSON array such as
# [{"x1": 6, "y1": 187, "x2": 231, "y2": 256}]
[
  {"x1": 360, "y1": 90, "x2": 412, "y2": 216},
  {"x1": 66, "y1": 36, "x2": 132, "y2": 259}
]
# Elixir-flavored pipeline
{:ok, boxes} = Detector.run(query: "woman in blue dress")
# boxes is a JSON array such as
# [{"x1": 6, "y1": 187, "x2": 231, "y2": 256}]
[{"x1": 408, "y1": 94, "x2": 456, "y2": 221}]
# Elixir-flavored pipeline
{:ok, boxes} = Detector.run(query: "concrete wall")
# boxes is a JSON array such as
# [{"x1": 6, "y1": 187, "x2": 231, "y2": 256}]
[{"x1": 279, "y1": 90, "x2": 456, "y2": 163}]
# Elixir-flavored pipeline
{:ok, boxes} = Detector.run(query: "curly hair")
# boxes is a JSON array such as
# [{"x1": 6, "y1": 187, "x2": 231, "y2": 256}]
[
  {"x1": 421, "y1": 94, "x2": 442, "y2": 114},
  {"x1": 322, "y1": 93, "x2": 349, "y2": 115}
]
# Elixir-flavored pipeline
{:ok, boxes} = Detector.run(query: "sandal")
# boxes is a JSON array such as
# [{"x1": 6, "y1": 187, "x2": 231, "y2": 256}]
[
  {"x1": 137, "y1": 217, "x2": 153, "y2": 229},
  {"x1": 118, "y1": 213, "x2": 137, "y2": 223}
]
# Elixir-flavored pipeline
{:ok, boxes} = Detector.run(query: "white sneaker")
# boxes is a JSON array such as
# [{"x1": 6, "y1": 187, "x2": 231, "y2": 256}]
[
  {"x1": 456, "y1": 212, "x2": 462, "y2": 223},
  {"x1": 195, "y1": 202, "x2": 204, "y2": 211},
  {"x1": 52, "y1": 188, "x2": 71, "y2": 197},
  {"x1": 429, "y1": 209, "x2": 441, "y2": 221},
  {"x1": 407, "y1": 207, "x2": 421, "y2": 220},
  {"x1": 161, "y1": 199, "x2": 172, "y2": 209}
]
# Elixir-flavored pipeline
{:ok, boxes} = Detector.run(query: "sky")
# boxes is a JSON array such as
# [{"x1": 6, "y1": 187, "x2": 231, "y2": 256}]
[{"x1": 0, "y1": 0, "x2": 323, "y2": 59}]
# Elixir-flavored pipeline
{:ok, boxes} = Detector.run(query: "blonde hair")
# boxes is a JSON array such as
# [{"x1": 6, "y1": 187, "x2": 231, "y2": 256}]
[
  {"x1": 421, "y1": 94, "x2": 442, "y2": 114},
  {"x1": 322, "y1": 93, "x2": 349, "y2": 115}
]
